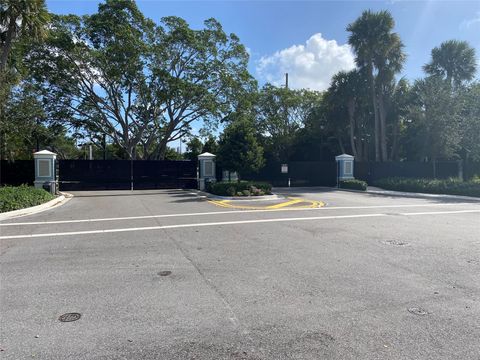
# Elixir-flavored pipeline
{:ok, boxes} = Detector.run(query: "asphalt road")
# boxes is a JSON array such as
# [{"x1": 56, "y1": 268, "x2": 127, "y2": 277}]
[{"x1": 1, "y1": 188, "x2": 479, "y2": 359}]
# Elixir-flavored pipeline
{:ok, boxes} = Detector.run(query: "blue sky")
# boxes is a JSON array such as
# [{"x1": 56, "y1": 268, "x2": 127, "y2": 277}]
[{"x1": 46, "y1": 0, "x2": 480, "y2": 90}]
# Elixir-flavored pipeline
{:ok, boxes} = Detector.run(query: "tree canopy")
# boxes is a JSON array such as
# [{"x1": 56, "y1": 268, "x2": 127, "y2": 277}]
[
  {"x1": 423, "y1": 40, "x2": 477, "y2": 87},
  {"x1": 347, "y1": 10, "x2": 406, "y2": 161},
  {"x1": 1, "y1": 4, "x2": 479, "y2": 171},
  {"x1": 26, "y1": 0, "x2": 255, "y2": 159},
  {"x1": 217, "y1": 117, "x2": 264, "y2": 177}
]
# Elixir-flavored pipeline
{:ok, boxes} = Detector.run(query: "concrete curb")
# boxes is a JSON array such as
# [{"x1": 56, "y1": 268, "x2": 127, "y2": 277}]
[
  {"x1": 0, "y1": 192, "x2": 73, "y2": 221},
  {"x1": 187, "y1": 189, "x2": 284, "y2": 201}
]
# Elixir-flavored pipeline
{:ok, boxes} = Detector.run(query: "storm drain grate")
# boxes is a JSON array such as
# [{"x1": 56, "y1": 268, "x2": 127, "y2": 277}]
[
  {"x1": 59, "y1": 313, "x2": 81, "y2": 322},
  {"x1": 158, "y1": 271, "x2": 172, "y2": 276},
  {"x1": 408, "y1": 307, "x2": 429, "y2": 316}
]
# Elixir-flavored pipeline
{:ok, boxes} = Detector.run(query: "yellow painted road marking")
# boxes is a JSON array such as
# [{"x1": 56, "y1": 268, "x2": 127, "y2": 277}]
[
  {"x1": 265, "y1": 198, "x2": 303, "y2": 209},
  {"x1": 208, "y1": 200, "x2": 268, "y2": 210},
  {"x1": 208, "y1": 197, "x2": 325, "y2": 210}
]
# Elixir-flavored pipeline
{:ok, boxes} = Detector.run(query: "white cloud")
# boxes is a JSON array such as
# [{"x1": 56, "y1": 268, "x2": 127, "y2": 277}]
[
  {"x1": 256, "y1": 33, "x2": 356, "y2": 91},
  {"x1": 460, "y1": 11, "x2": 480, "y2": 30}
]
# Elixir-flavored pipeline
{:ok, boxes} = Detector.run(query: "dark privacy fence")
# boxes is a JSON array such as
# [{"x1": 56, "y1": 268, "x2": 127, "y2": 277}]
[
  {"x1": 1, "y1": 158, "x2": 479, "y2": 189},
  {"x1": 0, "y1": 160, "x2": 35, "y2": 186},
  {"x1": 0, "y1": 159, "x2": 197, "y2": 190},
  {"x1": 242, "y1": 160, "x2": 479, "y2": 187},
  {"x1": 354, "y1": 161, "x2": 465, "y2": 184},
  {"x1": 242, "y1": 161, "x2": 338, "y2": 187},
  {"x1": 465, "y1": 161, "x2": 480, "y2": 180}
]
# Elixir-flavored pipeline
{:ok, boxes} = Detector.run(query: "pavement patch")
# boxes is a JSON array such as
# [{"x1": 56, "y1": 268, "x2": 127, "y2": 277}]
[
  {"x1": 383, "y1": 240, "x2": 409, "y2": 246},
  {"x1": 58, "y1": 313, "x2": 81, "y2": 322},
  {"x1": 407, "y1": 307, "x2": 429, "y2": 316}
]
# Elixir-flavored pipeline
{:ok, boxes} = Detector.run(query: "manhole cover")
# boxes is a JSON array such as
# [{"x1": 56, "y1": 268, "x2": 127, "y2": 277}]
[
  {"x1": 383, "y1": 240, "x2": 409, "y2": 246},
  {"x1": 158, "y1": 271, "x2": 172, "y2": 276},
  {"x1": 58, "y1": 313, "x2": 81, "y2": 322},
  {"x1": 408, "y1": 307, "x2": 428, "y2": 316}
]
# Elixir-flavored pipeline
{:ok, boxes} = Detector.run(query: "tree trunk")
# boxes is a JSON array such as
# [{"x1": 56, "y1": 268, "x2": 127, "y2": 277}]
[
  {"x1": 378, "y1": 91, "x2": 388, "y2": 162},
  {"x1": 390, "y1": 116, "x2": 399, "y2": 161},
  {"x1": 368, "y1": 66, "x2": 380, "y2": 162},
  {"x1": 347, "y1": 98, "x2": 358, "y2": 158},
  {"x1": 0, "y1": 17, "x2": 17, "y2": 72},
  {"x1": 356, "y1": 138, "x2": 363, "y2": 162},
  {"x1": 157, "y1": 141, "x2": 168, "y2": 160},
  {"x1": 337, "y1": 137, "x2": 345, "y2": 154}
]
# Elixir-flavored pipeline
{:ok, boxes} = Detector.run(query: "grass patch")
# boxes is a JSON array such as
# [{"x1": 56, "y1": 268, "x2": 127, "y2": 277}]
[
  {"x1": 207, "y1": 181, "x2": 272, "y2": 197},
  {"x1": 374, "y1": 177, "x2": 480, "y2": 198},
  {"x1": 339, "y1": 179, "x2": 368, "y2": 191},
  {"x1": 0, "y1": 185, "x2": 55, "y2": 213}
]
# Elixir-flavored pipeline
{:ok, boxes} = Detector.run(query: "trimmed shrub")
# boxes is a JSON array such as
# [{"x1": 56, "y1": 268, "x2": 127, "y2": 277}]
[
  {"x1": 0, "y1": 185, "x2": 55, "y2": 212},
  {"x1": 374, "y1": 177, "x2": 480, "y2": 198},
  {"x1": 339, "y1": 179, "x2": 368, "y2": 191},
  {"x1": 207, "y1": 181, "x2": 272, "y2": 197}
]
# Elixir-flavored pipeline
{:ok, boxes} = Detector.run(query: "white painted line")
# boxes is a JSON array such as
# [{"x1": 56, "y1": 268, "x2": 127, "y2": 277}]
[
  {"x1": 1, "y1": 202, "x2": 477, "y2": 227},
  {"x1": 1, "y1": 209, "x2": 479, "y2": 240},
  {"x1": 0, "y1": 213, "x2": 385, "y2": 239},
  {"x1": 400, "y1": 209, "x2": 480, "y2": 216}
]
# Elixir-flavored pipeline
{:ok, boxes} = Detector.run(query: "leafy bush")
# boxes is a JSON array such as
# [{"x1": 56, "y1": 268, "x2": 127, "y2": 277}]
[
  {"x1": 0, "y1": 185, "x2": 55, "y2": 212},
  {"x1": 339, "y1": 179, "x2": 368, "y2": 191},
  {"x1": 207, "y1": 181, "x2": 272, "y2": 197},
  {"x1": 374, "y1": 177, "x2": 480, "y2": 197}
]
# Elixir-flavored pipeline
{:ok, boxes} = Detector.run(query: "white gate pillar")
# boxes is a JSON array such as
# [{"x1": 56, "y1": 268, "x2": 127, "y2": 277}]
[
  {"x1": 335, "y1": 153, "x2": 355, "y2": 184},
  {"x1": 198, "y1": 152, "x2": 216, "y2": 190},
  {"x1": 34, "y1": 150, "x2": 57, "y2": 194}
]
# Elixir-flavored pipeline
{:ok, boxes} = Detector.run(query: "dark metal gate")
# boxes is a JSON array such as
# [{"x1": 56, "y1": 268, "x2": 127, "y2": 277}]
[{"x1": 58, "y1": 160, "x2": 197, "y2": 191}]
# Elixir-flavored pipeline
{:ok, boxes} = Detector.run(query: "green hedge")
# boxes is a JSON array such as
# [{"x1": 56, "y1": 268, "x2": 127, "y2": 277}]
[
  {"x1": 0, "y1": 185, "x2": 55, "y2": 213},
  {"x1": 206, "y1": 181, "x2": 272, "y2": 197},
  {"x1": 374, "y1": 177, "x2": 480, "y2": 197},
  {"x1": 339, "y1": 179, "x2": 368, "y2": 191}
]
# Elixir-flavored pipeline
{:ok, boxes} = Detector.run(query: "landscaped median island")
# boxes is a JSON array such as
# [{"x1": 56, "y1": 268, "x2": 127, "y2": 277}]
[
  {"x1": 339, "y1": 179, "x2": 368, "y2": 191},
  {"x1": 374, "y1": 177, "x2": 480, "y2": 198},
  {"x1": 206, "y1": 181, "x2": 272, "y2": 197},
  {"x1": 0, "y1": 185, "x2": 55, "y2": 213}
]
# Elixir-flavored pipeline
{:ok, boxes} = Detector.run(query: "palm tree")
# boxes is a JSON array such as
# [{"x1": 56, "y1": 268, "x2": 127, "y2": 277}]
[
  {"x1": 0, "y1": 0, "x2": 49, "y2": 161},
  {"x1": 328, "y1": 70, "x2": 369, "y2": 160},
  {"x1": 423, "y1": 40, "x2": 477, "y2": 87},
  {"x1": 347, "y1": 10, "x2": 406, "y2": 161},
  {"x1": 0, "y1": 0, "x2": 49, "y2": 72}
]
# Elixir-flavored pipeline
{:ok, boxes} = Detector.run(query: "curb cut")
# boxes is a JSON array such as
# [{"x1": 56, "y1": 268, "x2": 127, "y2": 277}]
[
  {"x1": 0, "y1": 192, "x2": 73, "y2": 221},
  {"x1": 187, "y1": 189, "x2": 284, "y2": 202}
]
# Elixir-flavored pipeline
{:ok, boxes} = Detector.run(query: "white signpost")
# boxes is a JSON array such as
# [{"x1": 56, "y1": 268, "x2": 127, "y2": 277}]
[{"x1": 281, "y1": 164, "x2": 290, "y2": 187}]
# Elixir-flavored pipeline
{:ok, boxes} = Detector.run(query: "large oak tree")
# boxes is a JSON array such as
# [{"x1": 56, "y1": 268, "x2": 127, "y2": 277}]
[{"x1": 27, "y1": 0, "x2": 254, "y2": 159}]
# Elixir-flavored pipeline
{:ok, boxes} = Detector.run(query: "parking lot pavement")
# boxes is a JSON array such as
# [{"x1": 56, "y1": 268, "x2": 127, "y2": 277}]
[{"x1": 1, "y1": 189, "x2": 479, "y2": 359}]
